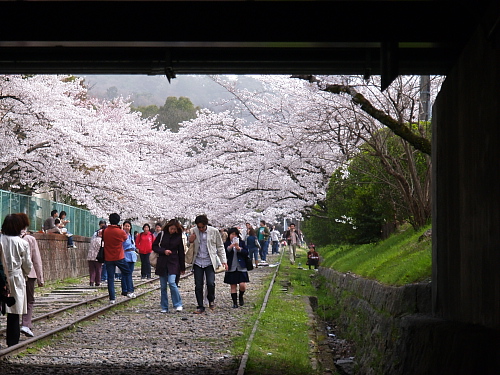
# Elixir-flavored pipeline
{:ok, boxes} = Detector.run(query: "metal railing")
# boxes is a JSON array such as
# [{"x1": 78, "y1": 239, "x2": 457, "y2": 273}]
[{"x1": 0, "y1": 189, "x2": 103, "y2": 237}]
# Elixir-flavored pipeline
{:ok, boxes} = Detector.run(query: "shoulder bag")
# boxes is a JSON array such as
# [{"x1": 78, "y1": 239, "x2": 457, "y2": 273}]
[
  {"x1": 185, "y1": 242, "x2": 195, "y2": 264},
  {"x1": 149, "y1": 231, "x2": 164, "y2": 268},
  {"x1": 96, "y1": 228, "x2": 105, "y2": 263},
  {"x1": 245, "y1": 254, "x2": 254, "y2": 271},
  {"x1": 184, "y1": 229, "x2": 195, "y2": 264}
]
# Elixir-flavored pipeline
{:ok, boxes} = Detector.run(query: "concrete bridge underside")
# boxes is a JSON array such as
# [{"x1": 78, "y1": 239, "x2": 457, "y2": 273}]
[{"x1": 1, "y1": 0, "x2": 499, "y2": 371}]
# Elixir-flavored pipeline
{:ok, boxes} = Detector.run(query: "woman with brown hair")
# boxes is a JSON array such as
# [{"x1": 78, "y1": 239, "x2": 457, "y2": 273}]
[
  {"x1": 152, "y1": 219, "x2": 185, "y2": 312},
  {"x1": 245, "y1": 228, "x2": 260, "y2": 268},
  {"x1": 0, "y1": 214, "x2": 33, "y2": 346}
]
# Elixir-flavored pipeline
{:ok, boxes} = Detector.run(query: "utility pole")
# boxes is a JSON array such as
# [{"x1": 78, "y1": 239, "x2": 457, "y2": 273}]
[{"x1": 419, "y1": 75, "x2": 431, "y2": 121}]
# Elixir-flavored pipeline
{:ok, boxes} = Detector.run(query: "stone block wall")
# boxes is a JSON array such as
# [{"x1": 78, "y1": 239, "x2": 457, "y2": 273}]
[
  {"x1": 320, "y1": 268, "x2": 500, "y2": 374},
  {"x1": 32, "y1": 233, "x2": 91, "y2": 282}
]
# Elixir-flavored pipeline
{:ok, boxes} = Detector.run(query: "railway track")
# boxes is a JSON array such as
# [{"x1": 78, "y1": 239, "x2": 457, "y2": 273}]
[
  {"x1": 0, "y1": 254, "x2": 284, "y2": 374},
  {"x1": 0, "y1": 269, "x2": 173, "y2": 358}
]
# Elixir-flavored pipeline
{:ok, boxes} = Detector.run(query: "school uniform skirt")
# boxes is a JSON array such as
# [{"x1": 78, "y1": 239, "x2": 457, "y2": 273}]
[{"x1": 224, "y1": 270, "x2": 249, "y2": 284}]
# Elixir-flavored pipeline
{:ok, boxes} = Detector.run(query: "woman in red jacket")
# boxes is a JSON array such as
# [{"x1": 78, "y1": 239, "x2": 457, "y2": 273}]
[{"x1": 136, "y1": 224, "x2": 155, "y2": 279}]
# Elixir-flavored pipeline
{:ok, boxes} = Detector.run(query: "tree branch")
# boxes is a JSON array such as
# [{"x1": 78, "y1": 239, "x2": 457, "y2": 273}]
[{"x1": 292, "y1": 75, "x2": 432, "y2": 156}]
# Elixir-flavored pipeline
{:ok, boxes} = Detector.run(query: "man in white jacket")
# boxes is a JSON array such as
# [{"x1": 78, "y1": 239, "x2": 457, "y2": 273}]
[{"x1": 188, "y1": 215, "x2": 227, "y2": 314}]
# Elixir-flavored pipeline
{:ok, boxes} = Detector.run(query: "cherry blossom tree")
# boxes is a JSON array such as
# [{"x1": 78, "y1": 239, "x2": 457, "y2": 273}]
[
  {"x1": 166, "y1": 76, "x2": 343, "y2": 226},
  {"x1": 292, "y1": 75, "x2": 442, "y2": 228},
  {"x1": 173, "y1": 75, "x2": 441, "y2": 228},
  {"x1": 0, "y1": 75, "x2": 176, "y2": 220},
  {"x1": 1, "y1": 74, "x2": 441, "y2": 230}
]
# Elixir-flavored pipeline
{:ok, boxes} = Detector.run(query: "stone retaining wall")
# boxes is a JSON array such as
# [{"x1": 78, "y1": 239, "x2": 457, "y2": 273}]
[
  {"x1": 32, "y1": 233, "x2": 91, "y2": 282},
  {"x1": 319, "y1": 268, "x2": 500, "y2": 375}
]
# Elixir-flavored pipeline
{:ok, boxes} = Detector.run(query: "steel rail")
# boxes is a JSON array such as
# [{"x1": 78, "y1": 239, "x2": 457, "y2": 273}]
[
  {"x1": 237, "y1": 251, "x2": 285, "y2": 375},
  {"x1": 0, "y1": 276, "x2": 161, "y2": 336},
  {"x1": 0, "y1": 271, "x2": 193, "y2": 358}
]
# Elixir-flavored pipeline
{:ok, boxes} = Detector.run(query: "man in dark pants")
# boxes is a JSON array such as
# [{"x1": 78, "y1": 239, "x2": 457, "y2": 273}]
[
  {"x1": 188, "y1": 215, "x2": 227, "y2": 314},
  {"x1": 257, "y1": 220, "x2": 270, "y2": 264}
]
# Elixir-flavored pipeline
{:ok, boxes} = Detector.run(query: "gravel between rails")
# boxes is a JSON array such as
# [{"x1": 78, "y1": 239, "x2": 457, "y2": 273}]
[{"x1": 0, "y1": 265, "x2": 273, "y2": 375}]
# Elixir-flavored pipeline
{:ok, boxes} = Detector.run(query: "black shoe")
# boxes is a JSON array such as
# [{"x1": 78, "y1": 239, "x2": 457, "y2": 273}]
[
  {"x1": 209, "y1": 302, "x2": 215, "y2": 310},
  {"x1": 232, "y1": 304, "x2": 238, "y2": 308},
  {"x1": 193, "y1": 308, "x2": 205, "y2": 314}
]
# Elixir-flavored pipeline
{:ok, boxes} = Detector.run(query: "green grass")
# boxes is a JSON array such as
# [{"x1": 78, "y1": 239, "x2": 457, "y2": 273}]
[
  {"x1": 319, "y1": 223, "x2": 432, "y2": 286},
  {"x1": 232, "y1": 252, "x2": 325, "y2": 375}
]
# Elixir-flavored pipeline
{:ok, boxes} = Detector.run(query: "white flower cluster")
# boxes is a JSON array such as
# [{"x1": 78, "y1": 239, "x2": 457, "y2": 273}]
[{"x1": 1, "y1": 74, "x2": 439, "y2": 228}]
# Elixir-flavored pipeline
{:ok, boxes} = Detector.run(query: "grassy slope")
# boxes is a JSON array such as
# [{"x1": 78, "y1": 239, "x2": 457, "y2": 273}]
[{"x1": 319, "y1": 224, "x2": 432, "y2": 286}]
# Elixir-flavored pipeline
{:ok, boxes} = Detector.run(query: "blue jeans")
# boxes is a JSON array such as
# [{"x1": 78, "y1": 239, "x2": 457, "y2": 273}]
[
  {"x1": 193, "y1": 264, "x2": 215, "y2": 310},
  {"x1": 272, "y1": 241, "x2": 280, "y2": 254},
  {"x1": 248, "y1": 247, "x2": 259, "y2": 264},
  {"x1": 159, "y1": 271, "x2": 182, "y2": 311},
  {"x1": 259, "y1": 240, "x2": 268, "y2": 261},
  {"x1": 101, "y1": 263, "x2": 107, "y2": 281},
  {"x1": 105, "y1": 259, "x2": 132, "y2": 300},
  {"x1": 121, "y1": 262, "x2": 135, "y2": 294},
  {"x1": 67, "y1": 235, "x2": 74, "y2": 247}
]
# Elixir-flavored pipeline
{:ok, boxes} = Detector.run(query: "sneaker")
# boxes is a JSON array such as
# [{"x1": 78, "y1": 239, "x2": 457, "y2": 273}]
[
  {"x1": 20, "y1": 326, "x2": 34, "y2": 337},
  {"x1": 176, "y1": 306, "x2": 183, "y2": 312},
  {"x1": 109, "y1": 300, "x2": 116, "y2": 304},
  {"x1": 161, "y1": 309, "x2": 168, "y2": 313},
  {"x1": 126, "y1": 292, "x2": 136, "y2": 298}
]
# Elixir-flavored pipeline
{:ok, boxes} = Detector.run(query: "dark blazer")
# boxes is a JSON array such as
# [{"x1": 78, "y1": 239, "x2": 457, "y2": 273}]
[
  {"x1": 224, "y1": 238, "x2": 249, "y2": 270},
  {"x1": 153, "y1": 231, "x2": 185, "y2": 276}
]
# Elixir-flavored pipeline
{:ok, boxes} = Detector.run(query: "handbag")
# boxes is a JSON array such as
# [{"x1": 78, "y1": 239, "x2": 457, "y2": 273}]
[
  {"x1": 96, "y1": 228, "x2": 105, "y2": 263},
  {"x1": 150, "y1": 231, "x2": 164, "y2": 268},
  {"x1": 149, "y1": 251, "x2": 159, "y2": 268},
  {"x1": 245, "y1": 254, "x2": 254, "y2": 271},
  {"x1": 255, "y1": 238, "x2": 261, "y2": 249},
  {"x1": 213, "y1": 254, "x2": 225, "y2": 273},
  {"x1": 215, "y1": 264, "x2": 226, "y2": 273},
  {"x1": 185, "y1": 240, "x2": 195, "y2": 264}
]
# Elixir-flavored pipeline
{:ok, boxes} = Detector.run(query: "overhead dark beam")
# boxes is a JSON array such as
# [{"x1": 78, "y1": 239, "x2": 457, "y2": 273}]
[
  {"x1": 0, "y1": 1, "x2": 491, "y2": 76},
  {"x1": 0, "y1": 46, "x2": 457, "y2": 75},
  {"x1": 381, "y1": 41, "x2": 399, "y2": 90}
]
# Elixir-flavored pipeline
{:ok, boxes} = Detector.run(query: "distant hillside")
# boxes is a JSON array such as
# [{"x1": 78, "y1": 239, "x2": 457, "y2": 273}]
[{"x1": 81, "y1": 74, "x2": 263, "y2": 110}]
